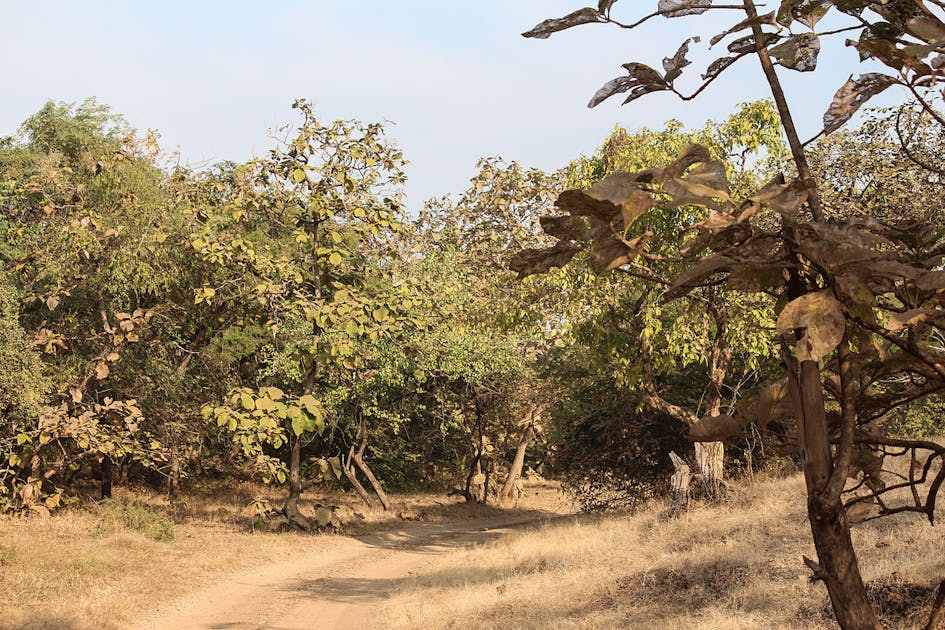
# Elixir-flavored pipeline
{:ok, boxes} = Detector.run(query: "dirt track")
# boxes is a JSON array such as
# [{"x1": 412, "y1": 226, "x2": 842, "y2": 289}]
[{"x1": 135, "y1": 513, "x2": 549, "y2": 630}]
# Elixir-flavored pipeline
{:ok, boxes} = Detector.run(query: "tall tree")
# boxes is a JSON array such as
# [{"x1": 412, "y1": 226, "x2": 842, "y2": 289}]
[{"x1": 521, "y1": 2, "x2": 945, "y2": 627}]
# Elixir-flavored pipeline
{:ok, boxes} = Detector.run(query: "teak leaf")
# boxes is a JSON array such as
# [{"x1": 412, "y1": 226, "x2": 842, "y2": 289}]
[
  {"x1": 776, "y1": 291, "x2": 845, "y2": 362},
  {"x1": 663, "y1": 36, "x2": 701, "y2": 83},
  {"x1": 522, "y1": 8, "x2": 602, "y2": 39},
  {"x1": 687, "y1": 414, "x2": 744, "y2": 442},
  {"x1": 769, "y1": 33, "x2": 821, "y2": 72},
  {"x1": 823, "y1": 73, "x2": 897, "y2": 135},
  {"x1": 659, "y1": 0, "x2": 712, "y2": 18}
]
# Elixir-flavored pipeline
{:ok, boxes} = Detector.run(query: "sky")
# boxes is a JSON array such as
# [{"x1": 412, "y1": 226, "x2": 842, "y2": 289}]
[{"x1": 0, "y1": 1, "x2": 908, "y2": 212}]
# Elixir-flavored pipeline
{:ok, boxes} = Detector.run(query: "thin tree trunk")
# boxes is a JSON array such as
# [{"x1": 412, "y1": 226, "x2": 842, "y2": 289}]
[
  {"x1": 167, "y1": 448, "x2": 181, "y2": 500},
  {"x1": 740, "y1": 1, "x2": 878, "y2": 624},
  {"x1": 351, "y1": 410, "x2": 390, "y2": 511},
  {"x1": 499, "y1": 423, "x2": 533, "y2": 504},
  {"x1": 353, "y1": 455, "x2": 390, "y2": 511},
  {"x1": 342, "y1": 448, "x2": 374, "y2": 508},
  {"x1": 286, "y1": 435, "x2": 302, "y2": 518},
  {"x1": 786, "y1": 354, "x2": 878, "y2": 629}
]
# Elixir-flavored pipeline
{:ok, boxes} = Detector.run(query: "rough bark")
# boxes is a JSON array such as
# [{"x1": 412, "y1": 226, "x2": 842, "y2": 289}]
[
  {"x1": 668, "y1": 451, "x2": 691, "y2": 517},
  {"x1": 782, "y1": 351, "x2": 878, "y2": 629}
]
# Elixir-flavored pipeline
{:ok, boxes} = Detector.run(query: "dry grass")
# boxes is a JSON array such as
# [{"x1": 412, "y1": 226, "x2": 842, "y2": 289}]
[
  {"x1": 0, "y1": 480, "x2": 565, "y2": 630},
  {"x1": 381, "y1": 471, "x2": 945, "y2": 630},
  {"x1": 0, "y1": 483, "x2": 317, "y2": 629}
]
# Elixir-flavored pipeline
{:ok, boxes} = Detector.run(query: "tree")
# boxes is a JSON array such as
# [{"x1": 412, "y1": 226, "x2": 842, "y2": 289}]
[
  {"x1": 198, "y1": 100, "x2": 419, "y2": 525},
  {"x1": 0, "y1": 100, "x2": 204, "y2": 508},
  {"x1": 546, "y1": 108, "x2": 783, "y2": 501},
  {"x1": 521, "y1": 2, "x2": 945, "y2": 628}
]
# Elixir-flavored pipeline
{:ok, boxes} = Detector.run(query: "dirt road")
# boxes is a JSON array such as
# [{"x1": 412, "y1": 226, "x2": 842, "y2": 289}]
[{"x1": 135, "y1": 513, "x2": 549, "y2": 630}]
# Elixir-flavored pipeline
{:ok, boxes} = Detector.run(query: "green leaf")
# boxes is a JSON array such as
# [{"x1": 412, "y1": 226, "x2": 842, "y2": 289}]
[
  {"x1": 299, "y1": 394, "x2": 321, "y2": 415},
  {"x1": 239, "y1": 392, "x2": 255, "y2": 411},
  {"x1": 329, "y1": 251, "x2": 343, "y2": 265}
]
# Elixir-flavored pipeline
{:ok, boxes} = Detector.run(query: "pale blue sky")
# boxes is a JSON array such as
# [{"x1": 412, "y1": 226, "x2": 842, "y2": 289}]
[{"x1": 0, "y1": 2, "x2": 905, "y2": 210}]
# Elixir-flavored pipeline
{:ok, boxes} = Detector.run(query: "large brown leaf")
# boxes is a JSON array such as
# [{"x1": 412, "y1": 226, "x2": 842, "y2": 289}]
[
  {"x1": 539, "y1": 215, "x2": 590, "y2": 241},
  {"x1": 776, "y1": 290, "x2": 845, "y2": 362},
  {"x1": 588, "y1": 63, "x2": 669, "y2": 108},
  {"x1": 509, "y1": 241, "x2": 580, "y2": 276},
  {"x1": 886, "y1": 308, "x2": 945, "y2": 331},
  {"x1": 659, "y1": 0, "x2": 711, "y2": 18},
  {"x1": 823, "y1": 73, "x2": 897, "y2": 135},
  {"x1": 770, "y1": 33, "x2": 821, "y2": 71},
  {"x1": 663, "y1": 36, "x2": 700, "y2": 83},
  {"x1": 749, "y1": 379, "x2": 793, "y2": 430},
  {"x1": 687, "y1": 414, "x2": 744, "y2": 442},
  {"x1": 522, "y1": 8, "x2": 602, "y2": 39}
]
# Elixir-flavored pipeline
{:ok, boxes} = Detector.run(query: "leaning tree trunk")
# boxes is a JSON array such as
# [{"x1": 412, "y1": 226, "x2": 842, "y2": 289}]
[
  {"x1": 499, "y1": 423, "x2": 534, "y2": 505},
  {"x1": 342, "y1": 447, "x2": 375, "y2": 508},
  {"x1": 352, "y1": 410, "x2": 391, "y2": 511},
  {"x1": 353, "y1": 454, "x2": 390, "y2": 511}
]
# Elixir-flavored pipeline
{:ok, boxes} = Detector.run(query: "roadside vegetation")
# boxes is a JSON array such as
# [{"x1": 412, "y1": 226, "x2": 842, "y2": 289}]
[
  {"x1": 383, "y1": 466, "x2": 945, "y2": 630},
  {"x1": 2, "y1": 1, "x2": 945, "y2": 628}
]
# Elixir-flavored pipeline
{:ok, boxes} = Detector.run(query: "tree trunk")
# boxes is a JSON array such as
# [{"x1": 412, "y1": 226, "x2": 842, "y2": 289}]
[
  {"x1": 807, "y1": 496, "x2": 879, "y2": 630},
  {"x1": 353, "y1": 453, "x2": 391, "y2": 511},
  {"x1": 342, "y1": 448, "x2": 374, "y2": 508},
  {"x1": 499, "y1": 424, "x2": 533, "y2": 504},
  {"x1": 100, "y1": 456, "x2": 113, "y2": 499},
  {"x1": 285, "y1": 435, "x2": 302, "y2": 518},
  {"x1": 668, "y1": 451, "x2": 691, "y2": 517},
  {"x1": 792, "y1": 358, "x2": 879, "y2": 629},
  {"x1": 167, "y1": 448, "x2": 181, "y2": 500},
  {"x1": 695, "y1": 441, "x2": 724, "y2": 499},
  {"x1": 351, "y1": 410, "x2": 390, "y2": 511}
]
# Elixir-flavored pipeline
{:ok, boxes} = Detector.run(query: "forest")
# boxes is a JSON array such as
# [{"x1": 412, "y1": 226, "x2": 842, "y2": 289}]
[{"x1": 3, "y1": 1, "x2": 945, "y2": 629}]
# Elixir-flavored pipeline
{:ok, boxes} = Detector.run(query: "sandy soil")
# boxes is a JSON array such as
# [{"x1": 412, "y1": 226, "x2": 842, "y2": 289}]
[{"x1": 134, "y1": 513, "x2": 554, "y2": 630}]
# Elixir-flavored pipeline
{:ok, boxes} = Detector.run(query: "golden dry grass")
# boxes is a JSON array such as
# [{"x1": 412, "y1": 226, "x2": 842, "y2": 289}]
[
  {"x1": 0, "y1": 480, "x2": 565, "y2": 630},
  {"x1": 381, "y1": 471, "x2": 945, "y2": 630}
]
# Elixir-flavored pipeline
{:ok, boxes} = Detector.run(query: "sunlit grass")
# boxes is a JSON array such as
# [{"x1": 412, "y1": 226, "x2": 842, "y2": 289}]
[{"x1": 382, "y1": 470, "x2": 945, "y2": 630}]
